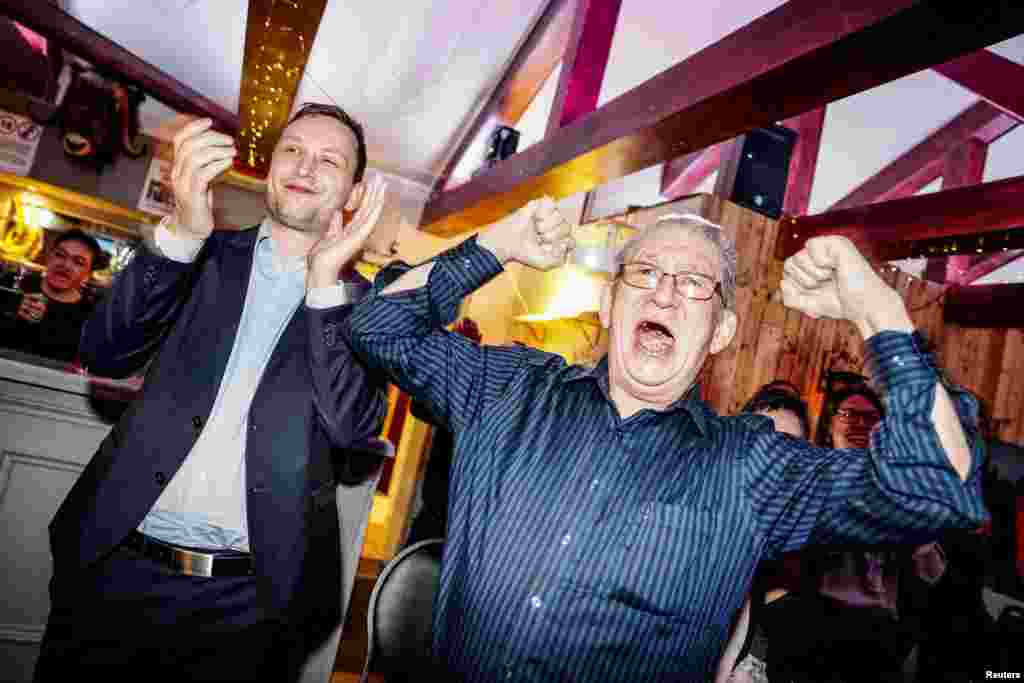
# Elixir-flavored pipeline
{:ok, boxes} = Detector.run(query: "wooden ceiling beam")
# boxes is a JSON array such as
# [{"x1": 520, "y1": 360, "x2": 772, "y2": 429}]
[
  {"x1": 433, "y1": 0, "x2": 575, "y2": 193},
  {"x1": 777, "y1": 173, "x2": 1024, "y2": 262},
  {"x1": 933, "y1": 48, "x2": 1024, "y2": 121},
  {"x1": 0, "y1": 0, "x2": 239, "y2": 134},
  {"x1": 781, "y1": 107, "x2": 826, "y2": 216},
  {"x1": 926, "y1": 137, "x2": 989, "y2": 283},
  {"x1": 960, "y1": 249, "x2": 1024, "y2": 284},
  {"x1": 545, "y1": 0, "x2": 623, "y2": 133},
  {"x1": 945, "y1": 283, "x2": 1024, "y2": 328},
  {"x1": 660, "y1": 144, "x2": 723, "y2": 199},
  {"x1": 421, "y1": 0, "x2": 1024, "y2": 236},
  {"x1": 829, "y1": 101, "x2": 1018, "y2": 212}
]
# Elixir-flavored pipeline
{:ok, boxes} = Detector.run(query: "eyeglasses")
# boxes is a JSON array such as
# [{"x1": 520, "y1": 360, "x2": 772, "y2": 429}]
[
  {"x1": 835, "y1": 408, "x2": 881, "y2": 426},
  {"x1": 619, "y1": 262, "x2": 720, "y2": 301}
]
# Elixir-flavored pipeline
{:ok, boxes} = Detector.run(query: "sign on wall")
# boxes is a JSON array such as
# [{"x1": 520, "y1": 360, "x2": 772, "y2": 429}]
[
  {"x1": 137, "y1": 156, "x2": 174, "y2": 216},
  {"x1": 0, "y1": 108, "x2": 44, "y2": 176}
]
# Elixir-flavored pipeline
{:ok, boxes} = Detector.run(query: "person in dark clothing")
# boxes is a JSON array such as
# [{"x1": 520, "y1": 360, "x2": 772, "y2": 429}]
[{"x1": 0, "y1": 228, "x2": 106, "y2": 363}]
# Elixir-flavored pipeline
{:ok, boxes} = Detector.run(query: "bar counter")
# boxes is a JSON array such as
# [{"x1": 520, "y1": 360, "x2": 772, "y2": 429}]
[{"x1": 0, "y1": 349, "x2": 140, "y2": 681}]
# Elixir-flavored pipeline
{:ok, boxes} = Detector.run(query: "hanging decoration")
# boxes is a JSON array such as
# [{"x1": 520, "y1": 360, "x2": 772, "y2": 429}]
[{"x1": 53, "y1": 64, "x2": 148, "y2": 172}]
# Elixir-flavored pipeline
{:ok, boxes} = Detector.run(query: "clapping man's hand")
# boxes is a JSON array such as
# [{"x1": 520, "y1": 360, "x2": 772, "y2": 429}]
[
  {"x1": 306, "y1": 174, "x2": 388, "y2": 290},
  {"x1": 169, "y1": 118, "x2": 237, "y2": 239}
]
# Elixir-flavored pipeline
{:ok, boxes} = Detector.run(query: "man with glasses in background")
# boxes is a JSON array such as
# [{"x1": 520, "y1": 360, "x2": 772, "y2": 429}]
[{"x1": 345, "y1": 201, "x2": 986, "y2": 681}]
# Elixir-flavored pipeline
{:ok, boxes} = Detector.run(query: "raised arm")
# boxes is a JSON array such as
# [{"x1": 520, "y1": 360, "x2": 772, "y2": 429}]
[
  {"x1": 748, "y1": 237, "x2": 989, "y2": 553},
  {"x1": 782, "y1": 235, "x2": 971, "y2": 479},
  {"x1": 303, "y1": 176, "x2": 390, "y2": 448},
  {"x1": 81, "y1": 119, "x2": 234, "y2": 378},
  {"x1": 344, "y1": 197, "x2": 574, "y2": 433}
]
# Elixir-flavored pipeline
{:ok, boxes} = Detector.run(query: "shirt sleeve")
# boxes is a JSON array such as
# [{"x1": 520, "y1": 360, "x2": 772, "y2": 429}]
[
  {"x1": 343, "y1": 236, "x2": 534, "y2": 434},
  {"x1": 746, "y1": 331, "x2": 989, "y2": 557},
  {"x1": 306, "y1": 283, "x2": 354, "y2": 309},
  {"x1": 152, "y1": 220, "x2": 206, "y2": 263}
]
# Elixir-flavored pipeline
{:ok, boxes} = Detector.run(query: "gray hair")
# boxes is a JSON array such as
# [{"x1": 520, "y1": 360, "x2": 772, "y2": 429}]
[{"x1": 615, "y1": 213, "x2": 738, "y2": 311}]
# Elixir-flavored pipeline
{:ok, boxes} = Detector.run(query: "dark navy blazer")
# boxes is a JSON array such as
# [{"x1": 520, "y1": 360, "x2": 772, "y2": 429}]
[{"x1": 48, "y1": 227, "x2": 387, "y2": 627}]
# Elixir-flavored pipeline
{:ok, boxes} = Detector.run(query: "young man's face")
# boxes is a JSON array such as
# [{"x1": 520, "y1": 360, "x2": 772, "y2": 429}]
[
  {"x1": 44, "y1": 239, "x2": 94, "y2": 294},
  {"x1": 265, "y1": 114, "x2": 364, "y2": 235}
]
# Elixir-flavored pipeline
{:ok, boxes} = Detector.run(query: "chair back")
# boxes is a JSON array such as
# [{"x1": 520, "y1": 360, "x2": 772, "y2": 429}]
[{"x1": 360, "y1": 538, "x2": 444, "y2": 682}]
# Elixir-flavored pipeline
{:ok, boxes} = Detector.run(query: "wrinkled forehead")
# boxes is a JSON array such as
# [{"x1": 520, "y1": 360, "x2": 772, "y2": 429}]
[
  {"x1": 840, "y1": 394, "x2": 879, "y2": 412},
  {"x1": 628, "y1": 224, "x2": 722, "y2": 273}
]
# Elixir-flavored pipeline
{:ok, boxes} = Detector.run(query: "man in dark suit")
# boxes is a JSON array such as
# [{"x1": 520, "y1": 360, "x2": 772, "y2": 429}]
[{"x1": 34, "y1": 103, "x2": 389, "y2": 681}]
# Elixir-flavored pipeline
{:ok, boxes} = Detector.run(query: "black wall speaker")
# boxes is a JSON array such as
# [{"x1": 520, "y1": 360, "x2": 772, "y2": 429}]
[
  {"x1": 482, "y1": 125, "x2": 520, "y2": 168},
  {"x1": 721, "y1": 124, "x2": 798, "y2": 219}
]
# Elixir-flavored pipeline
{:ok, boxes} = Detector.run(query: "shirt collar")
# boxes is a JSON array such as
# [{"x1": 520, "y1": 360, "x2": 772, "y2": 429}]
[
  {"x1": 256, "y1": 218, "x2": 307, "y2": 278},
  {"x1": 561, "y1": 356, "x2": 710, "y2": 436}
]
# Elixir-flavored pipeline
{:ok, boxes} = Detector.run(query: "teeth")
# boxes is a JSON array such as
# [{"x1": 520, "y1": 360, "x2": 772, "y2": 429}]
[
  {"x1": 638, "y1": 337, "x2": 672, "y2": 356},
  {"x1": 636, "y1": 321, "x2": 674, "y2": 357}
]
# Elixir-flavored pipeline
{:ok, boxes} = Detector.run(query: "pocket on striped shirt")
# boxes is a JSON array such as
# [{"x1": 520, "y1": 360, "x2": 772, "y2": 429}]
[{"x1": 608, "y1": 501, "x2": 719, "y2": 615}]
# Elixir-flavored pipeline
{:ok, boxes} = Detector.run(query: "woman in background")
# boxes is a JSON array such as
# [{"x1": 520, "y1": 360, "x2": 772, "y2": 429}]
[{"x1": 717, "y1": 381, "x2": 811, "y2": 683}]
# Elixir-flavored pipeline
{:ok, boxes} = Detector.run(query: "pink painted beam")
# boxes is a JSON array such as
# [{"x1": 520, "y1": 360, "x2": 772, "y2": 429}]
[
  {"x1": 546, "y1": 0, "x2": 623, "y2": 133},
  {"x1": 660, "y1": 144, "x2": 723, "y2": 199},
  {"x1": 777, "y1": 173, "x2": 1024, "y2": 263},
  {"x1": 945, "y1": 283, "x2": 1024, "y2": 328},
  {"x1": 422, "y1": 0, "x2": 1024, "y2": 235},
  {"x1": 433, "y1": 0, "x2": 575, "y2": 193},
  {"x1": 781, "y1": 107, "x2": 826, "y2": 216},
  {"x1": 961, "y1": 250, "x2": 1024, "y2": 284},
  {"x1": 932, "y1": 137, "x2": 989, "y2": 283},
  {"x1": 933, "y1": 49, "x2": 1024, "y2": 121},
  {"x1": 2, "y1": 0, "x2": 239, "y2": 134},
  {"x1": 830, "y1": 101, "x2": 1015, "y2": 212}
]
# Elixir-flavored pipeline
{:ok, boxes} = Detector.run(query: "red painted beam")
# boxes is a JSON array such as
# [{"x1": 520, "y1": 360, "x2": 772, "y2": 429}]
[
  {"x1": 830, "y1": 101, "x2": 1017, "y2": 212},
  {"x1": 433, "y1": 0, "x2": 574, "y2": 193},
  {"x1": 781, "y1": 107, "x2": 826, "y2": 216},
  {"x1": 945, "y1": 283, "x2": 1024, "y2": 328},
  {"x1": 777, "y1": 174, "x2": 1024, "y2": 262},
  {"x1": 1, "y1": 0, "x2": 239, "y2": 134},
  {"x1": 660, "y1": 144, "x2": 723, "y2": 199},
  {"x1": 929, "y1": 137, "x2": 989, "y2": 283},
  {"x1": 546, "y1": 0, "x2": 623, "y2": 133},
  {"x1": 961, "y1": 250, "x2": 1024, "y2": 284},
  {"x1": 422, "y1": 0, "x2": 1024, "y2": 236},
  {"x1": 933, "y1": 49, "x2": 1024, "y2": 121}
]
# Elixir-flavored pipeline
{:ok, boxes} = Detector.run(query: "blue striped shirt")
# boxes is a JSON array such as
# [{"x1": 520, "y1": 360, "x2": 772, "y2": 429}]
[{"x1": 345, "y1": 236, "x2": 988, "y2": 682}]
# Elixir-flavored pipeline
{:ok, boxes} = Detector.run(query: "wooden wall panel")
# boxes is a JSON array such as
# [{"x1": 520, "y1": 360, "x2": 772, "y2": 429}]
[{"x1": 702, "y1": 199, "x2": 1022, "y2": 444}]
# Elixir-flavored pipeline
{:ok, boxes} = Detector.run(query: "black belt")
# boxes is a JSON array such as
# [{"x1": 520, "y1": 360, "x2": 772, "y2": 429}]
[{"x1": 124, "y1": 530, "x2": 254, "y2": 578}]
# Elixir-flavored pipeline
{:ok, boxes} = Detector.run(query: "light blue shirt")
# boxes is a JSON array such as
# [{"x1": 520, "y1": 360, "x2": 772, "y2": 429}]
[{"x1": 138, "y1": 220, "x2": 355, "y2": 550}]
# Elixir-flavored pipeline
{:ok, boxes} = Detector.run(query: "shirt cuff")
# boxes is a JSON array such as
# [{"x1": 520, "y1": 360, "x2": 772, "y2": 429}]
[
  {"x1": 436, "y1": 235, "x2": 504, "y2": 297},
  {"x1": 864, "y1": 330, "x2": 937, "y2": 394},
  {"x1": 153, "y1": 219, "x2": 206, "y2": 263},
  {"x1": 306, "y1": 284, "x2": 352, "y2": 309}
]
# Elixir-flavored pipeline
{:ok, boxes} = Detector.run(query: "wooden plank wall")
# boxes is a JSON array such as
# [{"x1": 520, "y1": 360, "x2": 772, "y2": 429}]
[{"x1": 702, "y1": 199, "x2": 1024, "y2": 444}]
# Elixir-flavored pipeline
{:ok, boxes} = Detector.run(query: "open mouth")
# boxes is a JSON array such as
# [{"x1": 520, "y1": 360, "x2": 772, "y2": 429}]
[{"x1": 635, "y1": 320, "x2": 675, "y2": 357}]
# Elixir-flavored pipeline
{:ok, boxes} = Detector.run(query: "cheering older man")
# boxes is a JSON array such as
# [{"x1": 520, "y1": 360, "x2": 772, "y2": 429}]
[{"x1": 345, "y1": 198, "x2": 986, "y2": 682}]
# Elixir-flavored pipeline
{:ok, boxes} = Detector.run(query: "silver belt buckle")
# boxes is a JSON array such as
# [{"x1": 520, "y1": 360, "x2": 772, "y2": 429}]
[{"x1": 170, "y1": 546, "x2": 216, "y2": 577}]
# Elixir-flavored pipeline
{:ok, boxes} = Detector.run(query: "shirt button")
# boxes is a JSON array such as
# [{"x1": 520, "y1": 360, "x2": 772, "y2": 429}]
[
  {"x1": 505, "y1": 668, "x2": 513, "y2": 680},
  {"x1": 589, "y1": 479, "x2": 599, "y2": 491},
  {"x1": 561, "y1": 534, "x2": 572, "y2": 547},
  {"x1": 154, "y1": 471, "x2": 167, "y2": 485},
  {"x1": 191, "y1": 415, "x2": 203, "y2": 430},
  {"x1": 463, "y1": 258, "x2": 472, "y2": 268},
  {"x1": 529, "y1": 595, "x2": 542, "y2": 610}
]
